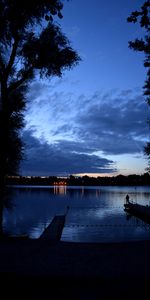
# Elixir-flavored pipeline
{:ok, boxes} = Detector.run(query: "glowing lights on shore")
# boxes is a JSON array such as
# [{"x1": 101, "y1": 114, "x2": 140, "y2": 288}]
[{"x1": 53, "y1": 181, "x2": 67, "y2": 186}]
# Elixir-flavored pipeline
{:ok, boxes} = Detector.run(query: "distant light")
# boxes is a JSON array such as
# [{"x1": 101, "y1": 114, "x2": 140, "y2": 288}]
[{"x1": 54, "y1": 181, "x2": 67, "y2": 186}]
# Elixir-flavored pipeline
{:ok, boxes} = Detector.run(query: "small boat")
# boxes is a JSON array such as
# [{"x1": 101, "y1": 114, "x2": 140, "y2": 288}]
[{"x1": 124, "y1": 200, "x2": 150, "y2": 225}]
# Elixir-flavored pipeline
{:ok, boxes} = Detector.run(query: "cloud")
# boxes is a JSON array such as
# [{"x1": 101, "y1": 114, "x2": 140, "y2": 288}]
[
  {"x1": 75, "y1": 90, "x2": 149, "y2": 155},
  {"x1": 25, "y1": 79, "x2": 81, "y2": 142},
  {"x1": 20, "y1": 129, "x2": 115, "y2": 176},
  {"x1": 22, "y1": 85, "x2": 149, "y2": 175}
]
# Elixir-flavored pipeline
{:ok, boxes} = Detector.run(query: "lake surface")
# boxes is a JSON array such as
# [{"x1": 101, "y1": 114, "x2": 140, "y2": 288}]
[{"x1": 3, "y1": 185, "x2": 150, "y2": 243}]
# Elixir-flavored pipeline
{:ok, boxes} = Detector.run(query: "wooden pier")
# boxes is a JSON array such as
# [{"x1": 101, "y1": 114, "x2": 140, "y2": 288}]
[
  {"x1": 124, "y1": 201, "x2": 150, "y2": 225},
  {"x1": 40, "y1": 207, "x2": 69, "y2": 241},
  {"x1": 40, "y1": 215, "x2": 66, "y2": 241}
]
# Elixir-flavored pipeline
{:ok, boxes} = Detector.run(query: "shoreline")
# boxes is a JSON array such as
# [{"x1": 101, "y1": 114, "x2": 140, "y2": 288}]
[
  {"x1": 0, "y1": 237, "x2": 150, "y2": 275},
  {"x1": 0, "y1": 238, "x2": 150, "y2": 298}
]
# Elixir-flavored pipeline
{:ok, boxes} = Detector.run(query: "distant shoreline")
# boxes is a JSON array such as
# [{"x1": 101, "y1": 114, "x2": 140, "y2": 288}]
[{"x1": 6, "y1": 173, "x2": 150, "y2": 186}]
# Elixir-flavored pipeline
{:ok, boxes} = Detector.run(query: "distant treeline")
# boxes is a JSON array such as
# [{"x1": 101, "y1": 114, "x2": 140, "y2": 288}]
[{"x1": 6, "y1": 173, "x2": 150, "y2": 186}]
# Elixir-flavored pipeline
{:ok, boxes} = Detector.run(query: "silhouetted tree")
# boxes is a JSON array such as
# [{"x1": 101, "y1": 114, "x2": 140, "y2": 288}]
[
  {"x1": 0, "y1": 1, "x2": 80, "y2": 193},
  {"x1": 127, "y1": 1, "x2": 150, "y2": 170}
]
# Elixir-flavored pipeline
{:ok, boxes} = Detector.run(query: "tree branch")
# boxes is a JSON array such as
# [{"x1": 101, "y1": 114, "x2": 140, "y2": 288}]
[
  {"x1": 0, "y1": 54, "x2": 5, "y2": 74},
  {"x1": 8, "y1": 67, "x2": 33, "y2": 93},
  {"x1": 5, "y1": 38, "x2": 19, "y2": 78}
]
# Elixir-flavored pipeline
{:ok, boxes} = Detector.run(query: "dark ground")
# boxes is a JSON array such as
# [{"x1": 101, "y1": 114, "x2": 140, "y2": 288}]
[{"x1": 0, "y1": 238, "x2": 150, "y2": 299}]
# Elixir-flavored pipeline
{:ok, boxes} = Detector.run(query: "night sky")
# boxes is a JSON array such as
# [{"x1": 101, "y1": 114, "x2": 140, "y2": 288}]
[{"x1": 20, "y1": 0, "x2": 149, "y2": 177}]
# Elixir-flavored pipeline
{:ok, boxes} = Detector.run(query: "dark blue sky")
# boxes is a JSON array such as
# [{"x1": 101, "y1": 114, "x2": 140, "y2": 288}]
[{"x1": 20, "y1": 0, "x2": 149, "y2": 177}]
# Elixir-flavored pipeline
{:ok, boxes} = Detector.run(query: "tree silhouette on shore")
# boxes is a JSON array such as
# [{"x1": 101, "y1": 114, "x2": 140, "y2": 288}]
[
  {"x1": 0, "y1": 0, "x2": 80, "y2": 236},
  {"x1": 0, "y1": 0, "x2": 80, "y2": 196},
  {"x1": 127, "y1": 1, "x2": 150, "y2": 170}
]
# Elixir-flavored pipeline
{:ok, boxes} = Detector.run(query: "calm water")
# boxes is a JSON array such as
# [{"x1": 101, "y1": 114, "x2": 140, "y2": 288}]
[{"x1": 3, "y1": 185, "x2": 150, "y2": 243}]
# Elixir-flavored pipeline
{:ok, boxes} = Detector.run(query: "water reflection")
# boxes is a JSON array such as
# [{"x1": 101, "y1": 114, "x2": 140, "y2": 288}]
[
  {"x1": 3, "y1": 185, "x2": 150, "y2": 242},
  {"x1": 54, "y1": 186, "x2": 67, "y2": 195}
]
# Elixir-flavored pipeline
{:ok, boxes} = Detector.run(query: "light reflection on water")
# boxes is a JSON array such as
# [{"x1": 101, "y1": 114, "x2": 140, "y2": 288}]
[{"x1": 3, "y1": 185, "x2": 150, "y2": 242}]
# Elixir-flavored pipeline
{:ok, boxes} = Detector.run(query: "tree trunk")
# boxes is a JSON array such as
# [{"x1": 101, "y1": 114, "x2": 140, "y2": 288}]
[
  {"x1": 0, "y1": 194, "x2": 4, "y2": 237},
  {"x1": 0, "y1": 78, "x2": 9, "y2": 236}
]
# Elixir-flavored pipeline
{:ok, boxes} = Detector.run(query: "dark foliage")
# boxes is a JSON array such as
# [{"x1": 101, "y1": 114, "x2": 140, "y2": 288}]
[
  {"x1": 127, "y1": 1, "x2": 150, "y2": 169},
  {"x1": 0, "y1": 1, "x2": 80, "y2": 188}
]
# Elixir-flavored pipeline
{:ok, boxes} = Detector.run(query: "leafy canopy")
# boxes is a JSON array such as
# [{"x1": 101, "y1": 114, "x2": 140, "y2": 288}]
[
  {"x1": 0, "y1": 0, "x2": 80, "y2": 91},
  {"x1": 127, "y1": 1, "x2": 150, "y2": 165},
  {"x1": 127, "y1": 1, "x2": 150, "y2": 102},
  {"x1": 0, "y1": 0, "x2": 80, "y2": 176}
]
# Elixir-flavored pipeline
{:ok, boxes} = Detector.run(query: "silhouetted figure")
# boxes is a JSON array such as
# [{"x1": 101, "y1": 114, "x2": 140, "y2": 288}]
[{"x1": 126, "y1": 194, "x2": 129, "y2": 204}]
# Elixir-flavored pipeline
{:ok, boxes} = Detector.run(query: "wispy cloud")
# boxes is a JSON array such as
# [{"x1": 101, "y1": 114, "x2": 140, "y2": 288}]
[
  {"x1": 76, "y1": 90, "x2": 149, "y2": 155},
  {"x1": 22, "y1": 85, "x2": 149, "y2": 175}
]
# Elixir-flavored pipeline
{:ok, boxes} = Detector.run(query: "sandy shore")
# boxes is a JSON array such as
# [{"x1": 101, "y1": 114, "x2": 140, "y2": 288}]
[{"x1": 0, "y1": 238, "x2": 150, "y2": 298}]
